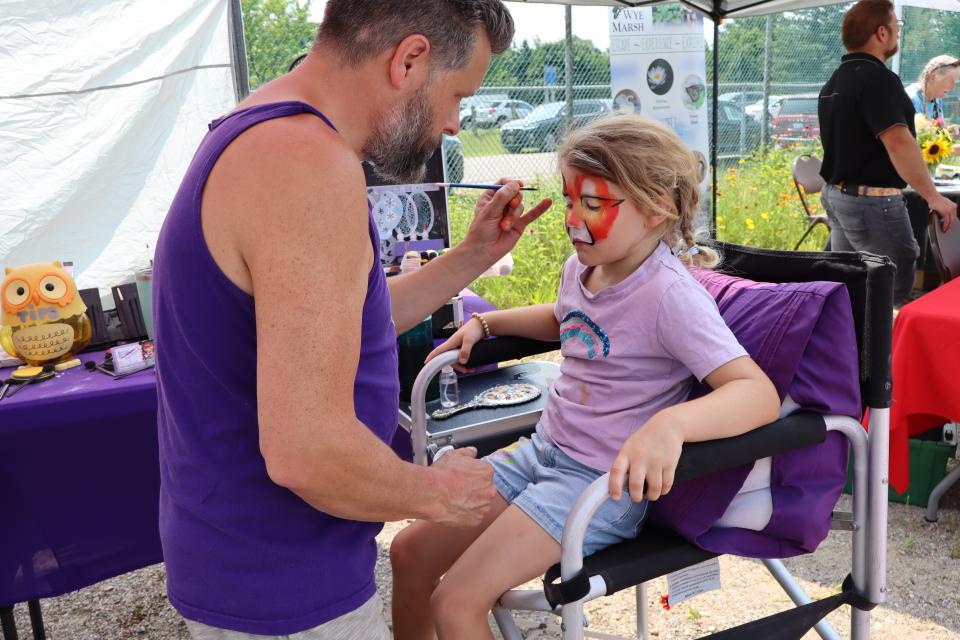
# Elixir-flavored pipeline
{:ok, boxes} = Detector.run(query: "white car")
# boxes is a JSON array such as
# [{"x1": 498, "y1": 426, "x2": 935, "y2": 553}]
[
  {"x1": 473, "y1": 99, "x2": 534, "y2": 128},
  {"x1": 459, "y1": 94, "x2": 509, "y2": 129},
  {"x1": 745, "y1": 95, "x2": 786, "y2": 123}
]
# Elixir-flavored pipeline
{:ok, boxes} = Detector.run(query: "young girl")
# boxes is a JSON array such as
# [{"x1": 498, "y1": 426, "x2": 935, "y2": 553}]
[{"x1": 390, "y1": 115, "x2": 781, "y2": 640}]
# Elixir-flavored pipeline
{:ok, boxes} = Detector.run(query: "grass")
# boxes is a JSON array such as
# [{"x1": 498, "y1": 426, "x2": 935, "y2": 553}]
[
  {"x1": 448, "y1": 177, "x2": 572, "y2": 309},
  {"x1": 446, "y1": 143, "x2": 831, "y2": 311},
  {"x1": 715, "y1": 142, "x2": 830, "y2": 251},
  {"x1": 459, "y1": 127, "x2": 507, "y2": 158}
]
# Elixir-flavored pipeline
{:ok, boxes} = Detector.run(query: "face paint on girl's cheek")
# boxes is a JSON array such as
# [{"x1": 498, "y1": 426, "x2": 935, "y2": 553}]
[
  {"x1": 563, "y1": 177, "x2": 595, "y2": 245},
  {"x1": 576, "y1": 175, "x2": 621, "y2": 242}
]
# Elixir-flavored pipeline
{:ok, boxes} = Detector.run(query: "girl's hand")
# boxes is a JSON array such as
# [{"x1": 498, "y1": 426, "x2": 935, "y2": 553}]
[
  {"x1": 609, "y1": 414, "x2": 684, "y2": 502},
  {"x1": 424, "y1": 317, "x2": 486, "y2": 372}
]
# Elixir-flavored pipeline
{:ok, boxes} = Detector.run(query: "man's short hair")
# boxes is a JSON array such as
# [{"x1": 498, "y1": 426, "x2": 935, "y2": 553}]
[
  {"x1": 841, "y1": 0, "x2": 895, "y2": 51},
  {"x1": 315, "y1": 0, "x2": 514, "y2": 71}
]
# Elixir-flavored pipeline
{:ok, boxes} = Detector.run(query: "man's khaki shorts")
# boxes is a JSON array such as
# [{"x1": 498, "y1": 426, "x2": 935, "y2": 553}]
[{"x1": 184, "y1": 593, "x2": 391, "y2": 640}]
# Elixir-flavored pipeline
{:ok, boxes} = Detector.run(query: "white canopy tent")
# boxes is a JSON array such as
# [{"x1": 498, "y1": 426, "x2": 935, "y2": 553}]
[
  {"x1": 0, "y1": 0, "x2": 247, "y2": 290},
  {"x1": 2, "y1": 0, "x2": 959, "y2": 288},
  {"x1": 513, "y1": 0, "x2": 959, "y2": 18}
]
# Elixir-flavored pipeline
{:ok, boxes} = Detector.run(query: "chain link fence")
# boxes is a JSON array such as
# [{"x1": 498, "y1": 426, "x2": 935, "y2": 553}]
[{"x1": 239, "y1": 1, "x2": 960, "y2": 188}]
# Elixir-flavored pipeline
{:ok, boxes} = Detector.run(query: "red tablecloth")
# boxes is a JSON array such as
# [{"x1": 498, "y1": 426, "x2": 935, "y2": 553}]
[{"x1": 889, "y1": 277, "x2": 960, "y2": 493}]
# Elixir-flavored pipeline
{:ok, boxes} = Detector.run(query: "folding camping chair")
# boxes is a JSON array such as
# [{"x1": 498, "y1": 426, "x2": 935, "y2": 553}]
[
  {"x1": 404, "y1": 241, "x2": 894, "y2": 640},
  {"x1": 791, "y1": 154, "x2": 830, "y2": 251},
  {"x1": 928, "y1": 210, "x2": 960, "y2": 282}
]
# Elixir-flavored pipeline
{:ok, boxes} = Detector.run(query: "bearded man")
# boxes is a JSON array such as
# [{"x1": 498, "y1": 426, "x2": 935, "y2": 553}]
[{"x1": 152, "y1": 2, "x2": 551, "y2": 637}]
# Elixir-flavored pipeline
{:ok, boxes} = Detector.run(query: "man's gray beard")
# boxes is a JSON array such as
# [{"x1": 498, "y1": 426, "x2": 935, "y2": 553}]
[{"x1": 363, "y1": 89, "x2": 438, "y2": 184}]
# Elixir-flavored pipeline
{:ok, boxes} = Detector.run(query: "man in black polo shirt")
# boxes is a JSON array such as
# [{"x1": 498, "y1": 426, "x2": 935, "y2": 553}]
[{"x1": 819, "y1": 0, "x2": 956, "y2": 304}]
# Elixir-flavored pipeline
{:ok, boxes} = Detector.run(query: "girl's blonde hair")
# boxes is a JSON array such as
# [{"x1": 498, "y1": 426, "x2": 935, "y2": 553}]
[{"x1": 558, "y1": 114, "x2": 718, "y2": 269}]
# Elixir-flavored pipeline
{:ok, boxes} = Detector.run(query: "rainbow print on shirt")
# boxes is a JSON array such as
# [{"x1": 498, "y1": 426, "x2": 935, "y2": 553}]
[{"x1": 560, "y1": 309, "x2": 610, "y2": 359}]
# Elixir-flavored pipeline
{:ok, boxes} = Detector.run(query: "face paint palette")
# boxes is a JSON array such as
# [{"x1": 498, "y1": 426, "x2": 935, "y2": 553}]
[{"x1": 431, "y1": 383, "x2": 541, "y2": 420}]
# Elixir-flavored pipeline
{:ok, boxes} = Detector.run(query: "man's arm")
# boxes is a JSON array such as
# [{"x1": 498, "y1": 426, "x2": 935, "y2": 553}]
[
  {"x1": 222, "y1": 118, "x2": 494, "y2": 526},
  {"x1": 880, "y1": 124, "x2": 957, "y2": 230}
]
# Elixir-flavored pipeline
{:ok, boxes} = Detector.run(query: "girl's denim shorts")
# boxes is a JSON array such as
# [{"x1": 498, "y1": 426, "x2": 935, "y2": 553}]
[{"x1": 484, "y1": 428, "x2": 648, "y2": 556}]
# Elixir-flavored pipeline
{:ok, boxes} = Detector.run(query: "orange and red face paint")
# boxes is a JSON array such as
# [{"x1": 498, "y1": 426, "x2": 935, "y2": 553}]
[{"x1": 563, "y1": 174, "x2": 623, "y2": 245}]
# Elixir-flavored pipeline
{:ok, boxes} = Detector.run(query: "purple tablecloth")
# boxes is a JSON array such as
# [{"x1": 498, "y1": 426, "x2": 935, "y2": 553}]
[
  {"x1": 0, "y1": 292, "x2": 495, "y2": 607},
  {"x1": 0, "y1": 350, "x2": 160, "y2": 607}
]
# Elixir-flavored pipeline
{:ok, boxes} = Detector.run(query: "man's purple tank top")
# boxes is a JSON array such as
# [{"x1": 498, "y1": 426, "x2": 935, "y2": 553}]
[{"x1": 153, "y1": 101, "x2": 399, "y2": 635}]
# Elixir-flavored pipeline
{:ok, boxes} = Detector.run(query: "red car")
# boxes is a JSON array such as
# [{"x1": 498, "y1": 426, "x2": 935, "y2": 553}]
[{"x1": 771, "y1": 94, "x2": 820, "y2": 146}]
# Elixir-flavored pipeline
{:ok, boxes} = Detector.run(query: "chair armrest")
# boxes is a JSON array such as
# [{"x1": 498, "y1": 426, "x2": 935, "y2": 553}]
[
  {"x1": 551, "y1": 411, "x2": 829, "y2": 607},
  {"x1": 464, "y1": 336, "x2": 561, "y2": 369},
  {"x1": 674, "y1": 411, "x2": 827, "y2": 485}
]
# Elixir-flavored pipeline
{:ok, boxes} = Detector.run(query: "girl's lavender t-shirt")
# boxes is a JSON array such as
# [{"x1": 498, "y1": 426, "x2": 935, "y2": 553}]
[{"x1": 540, "y1": 241, "x2": 748, "y2": 472}]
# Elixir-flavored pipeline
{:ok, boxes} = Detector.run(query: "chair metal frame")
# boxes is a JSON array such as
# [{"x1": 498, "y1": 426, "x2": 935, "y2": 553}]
[
  {"x1": 792, "y1": 154, "x2": 830, "y2": 251},
  {"x1": 406, "y1": 244, "x2": 894, "y2": 640},
  {"x1": 927, "y1": 210, "x2": 960, "y2": 283}
]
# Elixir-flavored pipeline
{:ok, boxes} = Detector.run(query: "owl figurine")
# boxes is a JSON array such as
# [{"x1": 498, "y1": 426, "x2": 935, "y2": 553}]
[{"x1": 1, "y1": 261, "x2": 92, "y2": 374}]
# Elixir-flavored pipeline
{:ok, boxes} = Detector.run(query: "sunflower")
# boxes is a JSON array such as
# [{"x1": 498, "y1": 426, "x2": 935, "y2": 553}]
[
  {"x1": 923, "y1": 140, "x2": 943, "y2": 164},
  {"x1": 917, "y1": 114, "x2": 955, "y2": 168},
  {"x1": 936, "y1": 135, "x2": 954, "y2": 162}
]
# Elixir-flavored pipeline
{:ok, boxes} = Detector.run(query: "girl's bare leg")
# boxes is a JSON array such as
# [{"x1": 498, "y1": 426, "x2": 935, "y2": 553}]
[
  {"x1": 390, "y1": 494, "x2": 509, "y2": 640},
  {"x1": 430, "y1": 504, "x2": 561, "y2": 640}
]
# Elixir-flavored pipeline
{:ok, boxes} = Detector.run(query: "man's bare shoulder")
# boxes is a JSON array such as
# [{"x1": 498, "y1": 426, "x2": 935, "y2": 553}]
[
  {"x1": 214, "y1": 114, "x2": 362, "y2": 191},
  {"x1": 202, "y1": 114, "x2": 369, "y2": 293}
]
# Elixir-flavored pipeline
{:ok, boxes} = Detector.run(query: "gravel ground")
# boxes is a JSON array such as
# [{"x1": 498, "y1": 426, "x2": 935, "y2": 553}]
[
  {"x1": 11, "y1": 352, "x2": 959, "y2": 638},
  {"x1": 10, "y1": 488, "x2": 959, "y2": 639}
]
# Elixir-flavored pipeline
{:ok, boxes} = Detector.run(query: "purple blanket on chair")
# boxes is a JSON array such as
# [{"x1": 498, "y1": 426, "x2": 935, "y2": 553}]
[{"x1": 648, "y1": 270, "x2": 861, "y2": 558}]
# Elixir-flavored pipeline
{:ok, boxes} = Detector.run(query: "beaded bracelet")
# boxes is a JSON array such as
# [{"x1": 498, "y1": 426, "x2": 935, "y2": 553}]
[{"x1": 471, "y1": 312, "x2": 491, "y2": 339}]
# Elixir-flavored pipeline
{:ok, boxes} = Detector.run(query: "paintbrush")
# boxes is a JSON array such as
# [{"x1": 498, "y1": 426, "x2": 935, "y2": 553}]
[{"x1": 436, "y1": 182, "x2": 538, "y2": 191}]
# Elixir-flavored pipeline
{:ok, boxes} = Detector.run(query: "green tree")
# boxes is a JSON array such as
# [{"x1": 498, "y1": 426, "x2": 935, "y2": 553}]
[
  {"x1": 771, "y1": 6, "x2": 846, "y2": 83},
  {"x1": 242, "y1": 0, "x2": 317, "y2": 89},
  {"x1": 483, "y1": 37, "x2": 610, "y2": 104}
]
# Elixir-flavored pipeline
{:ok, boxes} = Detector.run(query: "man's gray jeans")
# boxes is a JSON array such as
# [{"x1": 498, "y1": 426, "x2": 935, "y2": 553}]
[{"x1": 821, "y1": 184, "x2": 919, "y2": 303}]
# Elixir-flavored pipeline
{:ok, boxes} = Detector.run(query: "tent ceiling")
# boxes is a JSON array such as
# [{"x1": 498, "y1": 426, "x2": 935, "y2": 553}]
[{"x1": 510, "y1": 0, "x2": 960, "y2": 19}]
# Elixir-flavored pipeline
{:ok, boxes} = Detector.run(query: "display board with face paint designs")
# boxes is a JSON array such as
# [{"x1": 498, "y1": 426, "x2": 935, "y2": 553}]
[{"x1": 362, "y1": 150, "x2": 451, "y2": 268}]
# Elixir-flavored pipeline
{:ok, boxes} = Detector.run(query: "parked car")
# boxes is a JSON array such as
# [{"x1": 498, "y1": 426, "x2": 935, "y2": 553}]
[
  {"x1": 459, "y1": 94, "x2": 508, "y2": 129},
  {"x1": 708, "y1": 101, "x2": 762, "y2": 157},
  {"x1": 771, "y1": 94, "x2": 820, "y2": 146},
  {"x1": 745, "y1": 95, "x2": 786, "y2": 123},
  {"x1": 473, "y1": 99, "x2": 534, "y2": 128},
  {"x1": 717, "y1": 91, "x2": 766, "y2": 108},
  {"x1": 500, "y1": 99, "x2": 611, "y2": 153},
  {"x1": 442, "y1": 134, "x2": 464, "y2": 183}
]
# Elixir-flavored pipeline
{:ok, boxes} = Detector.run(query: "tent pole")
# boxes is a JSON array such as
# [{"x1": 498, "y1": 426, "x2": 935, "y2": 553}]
[
  {"x1": 565, "y1": 5, "x2": 574, "y2": 131},
  {"x1": 711, "y1": 15, "x2": 719, "y2": 233},
  {"x1": 228, "y1": 0, "x2": 250, "y2": 101},
  {"x1": 891, "y1": 1, "x2": 903, "y2": 76},
  {"x1": 761, "y1": 15, "x2": 773, "y2": 157}
]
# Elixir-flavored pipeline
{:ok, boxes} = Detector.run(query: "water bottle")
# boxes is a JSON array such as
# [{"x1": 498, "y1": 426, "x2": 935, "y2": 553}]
[{"x1": 439, "y1": 365, "x2": 459, "y2": 409}]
